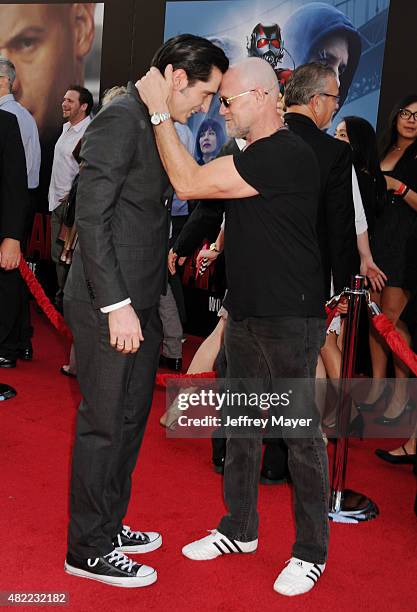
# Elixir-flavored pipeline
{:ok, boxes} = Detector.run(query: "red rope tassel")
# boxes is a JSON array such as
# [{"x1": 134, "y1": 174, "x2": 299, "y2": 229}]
[
  {"x1": 371, "y1": 313, "x2": 417, "y2": 376},
  {"x1": 19, "y1": 259, "x2": 73, "y2": 341},
  {"x1": 156, "y1": 370, "x2": 216, "y2": 388}
]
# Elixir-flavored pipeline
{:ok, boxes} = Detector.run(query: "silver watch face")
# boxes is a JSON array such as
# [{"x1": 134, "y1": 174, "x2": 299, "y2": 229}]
[{"x1": 150, "y1": 113, "x2": 161, "y2": 125}]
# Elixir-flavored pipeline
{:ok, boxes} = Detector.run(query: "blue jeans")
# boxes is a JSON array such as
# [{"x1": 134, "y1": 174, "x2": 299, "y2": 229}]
[{"x1": 217, "y1": 315, "x2": 329, "y2": 564}]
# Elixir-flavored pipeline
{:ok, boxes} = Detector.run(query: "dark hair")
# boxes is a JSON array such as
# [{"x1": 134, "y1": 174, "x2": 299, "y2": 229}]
[
  {"x1": 68, "y1": 84, "x2": 94, "y2": 116},
  {"x1": 151, "y1": 34, "x2": 229, "y2": 85},
  {"x1": 342, "y1": 115, "x2": 387, "y2": 229},
  {"x1": 379, "y1": 93, "x2": 417, "y2": 159},
  {"x1": 195, "y1": 119, "x2": 226, "y2": 164},
  {"x1": 284, "y1": 62, "x2": 337, "y2": 107}
]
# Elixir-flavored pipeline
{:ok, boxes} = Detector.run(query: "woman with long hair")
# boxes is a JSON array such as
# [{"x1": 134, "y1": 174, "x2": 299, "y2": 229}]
[
  {"x1": 359, "y1": 95, "x2": 417, "y2": 426},
  {"x1": 334, "y1": 116, "x2": 387, "y2": 236},
  {"x1": 318, "y1": 116, "x2": 387, "y2": 436}
]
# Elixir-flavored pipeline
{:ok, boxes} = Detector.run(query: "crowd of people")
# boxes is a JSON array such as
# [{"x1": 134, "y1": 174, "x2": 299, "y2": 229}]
[{"x1": 0, "y1": 29, "x2": 416, "y2": 597}]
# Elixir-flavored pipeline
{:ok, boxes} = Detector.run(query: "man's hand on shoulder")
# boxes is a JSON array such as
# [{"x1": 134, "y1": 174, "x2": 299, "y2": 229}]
[
  {"x1": 108, "y1": 303, "x2": 144, "y2": 354},
  {"x1": 0, "y1": 238, "x2": 21, "y2": 270}
]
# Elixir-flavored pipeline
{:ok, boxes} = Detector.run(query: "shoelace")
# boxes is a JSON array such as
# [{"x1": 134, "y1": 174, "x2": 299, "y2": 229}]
[
  {"x1": 104, "y1": 550, "x2": 136, "y2": 572},
  {"x1": 122, "y1": 525, "x2": 146, "y2": 541}
]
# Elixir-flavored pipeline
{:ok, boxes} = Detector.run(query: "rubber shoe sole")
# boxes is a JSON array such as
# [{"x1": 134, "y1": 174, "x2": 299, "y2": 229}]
[{"x1": 64, "y1": 561, "x2": 157, "y2": 588}]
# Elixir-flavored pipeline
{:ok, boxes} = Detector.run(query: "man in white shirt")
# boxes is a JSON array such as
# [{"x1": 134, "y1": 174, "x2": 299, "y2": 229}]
[
  {"x1": 0, "y1": 56, "x2": 40, "y2": 362},
  {"x1": 48, "y1": 86, "x2": 93, "y2": 308}
]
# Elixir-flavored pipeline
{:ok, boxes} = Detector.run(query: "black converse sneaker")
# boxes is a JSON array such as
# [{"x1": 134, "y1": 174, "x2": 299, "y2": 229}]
[
  {"x1": 64, "y1": 549, "x2": 157, "y2": 588},
  {"x1": 113, "y1": 525, "x2": 162, "y2": 554}
]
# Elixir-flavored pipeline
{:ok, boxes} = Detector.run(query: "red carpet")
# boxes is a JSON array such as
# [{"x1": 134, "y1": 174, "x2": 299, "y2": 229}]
[{"x1": 0, "y1": 309, "x2": 416, "y2": 611}]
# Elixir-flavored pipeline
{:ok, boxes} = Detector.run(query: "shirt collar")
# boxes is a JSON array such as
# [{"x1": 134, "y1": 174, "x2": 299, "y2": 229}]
[
  {"x1": 63, "y1": 115, "x2": 91, "y2": 133},
  {"x1": 0, "y1": 93, "x2": 16, "y2": 106}
]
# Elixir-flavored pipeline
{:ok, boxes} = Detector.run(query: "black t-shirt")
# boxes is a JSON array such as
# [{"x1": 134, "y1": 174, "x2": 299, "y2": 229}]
[{"x1": 222, "y1": 128, "x2": 325, "y2": 319}]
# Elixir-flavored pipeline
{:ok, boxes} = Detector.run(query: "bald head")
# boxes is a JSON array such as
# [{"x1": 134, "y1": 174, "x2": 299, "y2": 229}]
[
  {"x1": 227, "y1": 58, "x2": 279, "y2": 102},
  {"x1": 219, "y1": 58, "x2": 282, "y2": 143}
]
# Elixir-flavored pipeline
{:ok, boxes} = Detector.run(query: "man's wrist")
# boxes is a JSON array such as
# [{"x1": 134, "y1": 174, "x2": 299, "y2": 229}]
[
  {"x1": 150, "y1": 110, "x2": 171, "y2": 125},
  {"x1": 101, "y1": 298, "x2": 131, "y2": 314}
]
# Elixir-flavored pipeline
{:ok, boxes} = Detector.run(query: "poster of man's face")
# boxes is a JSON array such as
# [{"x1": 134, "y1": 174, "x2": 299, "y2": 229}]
[{"x1": 0, "y1": 3, "x2": 104, "y2": 142}]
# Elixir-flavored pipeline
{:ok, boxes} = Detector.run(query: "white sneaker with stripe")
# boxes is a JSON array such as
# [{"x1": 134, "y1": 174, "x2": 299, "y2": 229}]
[
  {"x1": 182, "y1": 529, "x2": 258, "y2": 560},
  {"x1": 273, "y1": 557, "x2": 325, "y2": 596}
]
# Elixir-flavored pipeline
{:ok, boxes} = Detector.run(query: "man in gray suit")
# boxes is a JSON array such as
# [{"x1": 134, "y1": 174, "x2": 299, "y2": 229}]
[{"x1": 63, "y1": 34, "x2": 228, "y2": 588}]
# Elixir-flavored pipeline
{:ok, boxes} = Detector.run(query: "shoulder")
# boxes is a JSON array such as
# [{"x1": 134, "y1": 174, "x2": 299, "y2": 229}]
[
  {"x1": 274, "y1": 128, "x2": 319, "y2": 163},
  {"x1": 0, "y1": 108, "x2": 17, "y2": 127},
  {"x1": 92, "y1": 91, "x2": 148, "y2": 130}
]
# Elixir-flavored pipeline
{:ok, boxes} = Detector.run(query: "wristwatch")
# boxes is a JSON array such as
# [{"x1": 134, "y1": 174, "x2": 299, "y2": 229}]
[
  {"x1": 209, "y1": 243, "x2": 220, "y2": 253},
  {"x1": 150, "y1": 111, "x2": 171, "y2": 125}
]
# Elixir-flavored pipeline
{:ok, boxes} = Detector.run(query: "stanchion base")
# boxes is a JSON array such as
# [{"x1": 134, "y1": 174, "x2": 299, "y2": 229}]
[
  {"x1": 0, "y1": 383, "x2": 17, "y2": 401},
  {"x1": 329, "y1": 489, "x2": 379, "y2": 523}
]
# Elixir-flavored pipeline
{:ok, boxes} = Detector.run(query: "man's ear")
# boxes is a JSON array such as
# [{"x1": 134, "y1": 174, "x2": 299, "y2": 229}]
[
  {"x1": 72, "y1": 3, "x2": 96, "y2": 59},
  {"x1": 172, "y1": 68, "x2": 189, "y2": 92}
]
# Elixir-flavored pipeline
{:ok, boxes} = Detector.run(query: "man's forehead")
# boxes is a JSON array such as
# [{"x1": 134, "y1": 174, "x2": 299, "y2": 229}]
[
  {"x1": 325, "y1": 74, "x2": 340, "y2": 93},
  {"x1": 0, "y1": 4, "x2": 66, "y2": 43},
  {"x1": 219, "y1": 69, "x2": 241, "y2": 94},
  {"x1": 64, "y1": 90, "x2": 80, "y2": 102}
]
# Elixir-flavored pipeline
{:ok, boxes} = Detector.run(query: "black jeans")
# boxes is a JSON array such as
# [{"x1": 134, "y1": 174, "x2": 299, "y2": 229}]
[{"x1": 217, "y1": 315, "x2": 329, "y2": 564}]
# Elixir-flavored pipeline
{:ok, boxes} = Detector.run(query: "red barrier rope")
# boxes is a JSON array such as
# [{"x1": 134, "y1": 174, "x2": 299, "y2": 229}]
[
  {"x1": 156, "y1": 370, "x2": 216, "y2": 388},
  {"x1": 17, "y1": 262, "x2": 417, "y2": 379},
  {"x1": 19, "y1": 259, "x2": 73, "y2": 341},
  {"x1": 370, "y1": 312, "x2": 417, "y2": 377}
]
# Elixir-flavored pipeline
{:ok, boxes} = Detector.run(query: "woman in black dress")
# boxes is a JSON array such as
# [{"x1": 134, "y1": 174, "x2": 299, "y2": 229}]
[
  {"x1": 334, "y1": 116, "x2": 386, "y2": 237},
  {"x1": 362, "y1": 94, "x2": 417, "y2": 425}
]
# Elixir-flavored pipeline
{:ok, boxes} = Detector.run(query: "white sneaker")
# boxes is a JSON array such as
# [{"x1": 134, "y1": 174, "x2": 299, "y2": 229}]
[
  {"x1": 182, "y1": 529, "x2": 258, "y2": 560},
  {"x1": 273, "y1": 557, "x2": 325, "y2": 596}
]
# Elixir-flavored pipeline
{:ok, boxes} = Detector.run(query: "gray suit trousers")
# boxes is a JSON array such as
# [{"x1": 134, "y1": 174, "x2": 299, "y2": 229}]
[{"x1": 64, "y1": 298, "x2": 162, "y2": 559}]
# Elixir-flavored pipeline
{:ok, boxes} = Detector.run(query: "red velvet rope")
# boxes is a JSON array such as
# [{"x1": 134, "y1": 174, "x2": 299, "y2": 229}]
[
  {"x1": 18, "y1": 261, "x2": 417, "y2": 379},
  {"x1": 19, "y1": 259, "x2": 73, "y2": 341},
  {"x1": 156, "y1": 370, "x2": 216, "y2": 388},
  {"x1": 370, "y1": 313, "x2": 417, "y2": 376}
]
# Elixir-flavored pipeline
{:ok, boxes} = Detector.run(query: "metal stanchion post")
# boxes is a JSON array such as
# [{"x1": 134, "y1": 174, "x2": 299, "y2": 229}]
[
  {"x1": 0, "y1": 383, "x2": 16, "y2": 401},
  {"x1": 329, "y1": 275, "x2": 379, "y2": 523}
]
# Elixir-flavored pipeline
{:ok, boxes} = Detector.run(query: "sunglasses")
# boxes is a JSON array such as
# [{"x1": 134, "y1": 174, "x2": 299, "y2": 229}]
[{"x1": 219, "y1": 85, "x2": 276, "y2": 108}]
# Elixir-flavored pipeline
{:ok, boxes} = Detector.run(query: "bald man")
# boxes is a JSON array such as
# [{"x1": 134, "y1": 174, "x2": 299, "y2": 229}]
[
  {"x1": 138, "y1": 58, "x2": 330, "y2": 597},
  {"x1": 0, "y1": 3, "x2": 95, "y2": 141}
]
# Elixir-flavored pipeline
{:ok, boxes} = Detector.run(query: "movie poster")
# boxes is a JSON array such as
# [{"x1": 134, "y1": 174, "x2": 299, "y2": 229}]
[
  {"x1": 166, "y1": 0, "x2": 391, "y2": 142},
  {"x1": 164, "y1": 0, "x2": 391, "y2": 334},
  {"x1": 0, "y1": 3, "x2": 105, "y2": 270}
]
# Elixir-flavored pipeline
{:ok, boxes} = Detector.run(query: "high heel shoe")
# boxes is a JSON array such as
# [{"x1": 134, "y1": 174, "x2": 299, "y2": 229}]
[
  {"x1": 374, "y1": 399, "x2": 416, "y2": 426},
  {"x1": 322, "y1": 412, "x2": 364, "y2": 439},
  {"x1": 375, "y1": 445, "x2": 417, "y2": 465},
  {"x1": 357, "y1": 385, "x2": 389, "y2": 413}
]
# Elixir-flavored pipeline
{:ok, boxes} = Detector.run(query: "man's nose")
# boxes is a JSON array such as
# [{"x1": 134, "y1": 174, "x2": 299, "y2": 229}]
[{"x1": 200, "y1": 100, "x2": 210, "y2": 113}]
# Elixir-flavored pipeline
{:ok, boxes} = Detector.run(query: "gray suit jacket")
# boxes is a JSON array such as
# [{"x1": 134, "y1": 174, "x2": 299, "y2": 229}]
[{"x1": 65, "y1": 82, "x2": 171, "y2": 311}]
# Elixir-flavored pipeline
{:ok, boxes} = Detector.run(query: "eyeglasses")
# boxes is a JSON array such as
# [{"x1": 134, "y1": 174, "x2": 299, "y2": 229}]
[
  {"x1": 318, "y1": 92, "x2": 340, "y2": 103},
  {"x1": 219, "y1": 84, "x2": 276, "y2": 108},
  {"x1": 399, "y1": 108, "x2": 417, "y2": 121}
]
